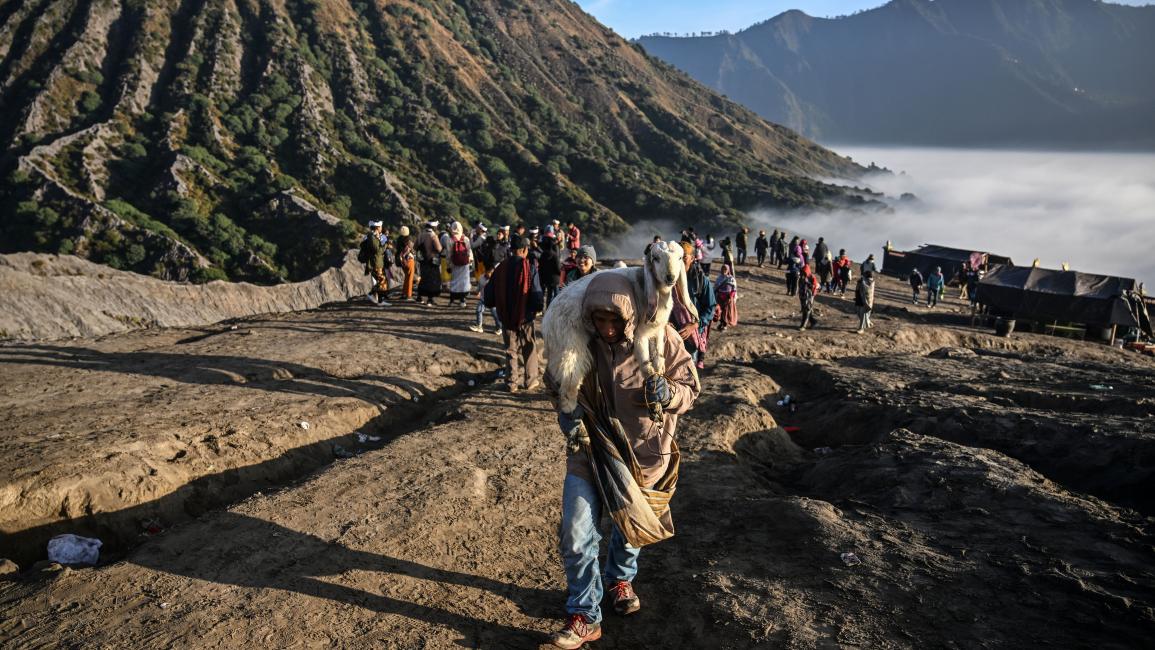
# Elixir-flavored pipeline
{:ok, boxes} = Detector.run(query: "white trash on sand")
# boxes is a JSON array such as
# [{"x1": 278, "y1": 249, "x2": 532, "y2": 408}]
[{"x1": 47, "y1": 534, "x2": 102, "y2": 566}]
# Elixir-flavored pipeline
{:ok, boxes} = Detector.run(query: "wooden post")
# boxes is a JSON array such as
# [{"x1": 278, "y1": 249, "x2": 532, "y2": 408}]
[{"x1": 1109, "y1": 324, "x2": 1117, "y2": 347}]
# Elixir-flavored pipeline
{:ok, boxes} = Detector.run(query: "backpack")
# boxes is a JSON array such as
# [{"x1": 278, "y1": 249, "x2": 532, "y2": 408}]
[
  {"x1": 479, "y1": 239, "x2": 496, "y2": 269},
  {"x1": 382, "y1": 244, "x2": 395, "y2": 268},
  {"x1": 357, "y1": 236, "x2": 373, "y2": 264},
  {"x1": 451, "y1": 237, "x2": 470, "y2": 266}
]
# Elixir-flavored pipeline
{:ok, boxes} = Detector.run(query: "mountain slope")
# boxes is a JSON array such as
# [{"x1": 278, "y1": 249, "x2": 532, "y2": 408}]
[
  {"x1": 0, "y1": 0, "x2": 862, "y2": 283},
  {"x1": 637, "y1": 0, "x2": 1155, "y2": 148}
]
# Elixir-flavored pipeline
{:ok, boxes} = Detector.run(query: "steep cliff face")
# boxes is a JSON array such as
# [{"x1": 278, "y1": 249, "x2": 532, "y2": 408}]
[
  {"x1": 0, "y1": 0, "x2": 863, "y2": 283},
  {"x1": 639, "y1": 0, "x2": 1155, "y2": 148}
]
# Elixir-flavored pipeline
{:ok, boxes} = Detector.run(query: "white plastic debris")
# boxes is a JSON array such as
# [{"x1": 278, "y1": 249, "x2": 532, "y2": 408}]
[
  {"x1": 814, "y1": 447, "x2": 833, "y2": 455},
  {"x1": 47, "y1": 534, "x2": 102, "y2": 566},
  {"x1": 467, "y1": 380, "x2": 476, "y2": 387},
  {"x1": 840, "y1": 552, "x2": 862, "y2": 567},
  {"x1": 368, "y1": 435, "x2": 381, "y2": 442},
  {"x1": 297, "y1": 421, "x2": 310, "y2": 430},
  {"x1": 356, "y1": 433, "x2": 369, "y2": 443}
]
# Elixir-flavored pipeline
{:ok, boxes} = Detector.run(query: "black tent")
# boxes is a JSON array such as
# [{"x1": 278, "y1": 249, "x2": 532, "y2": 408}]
[
  {"x1": 882, "y1": 244, "x2": 1013, "y2": 279},
  {"x1": 976, "y1": 266, "x2": 1141, "y2": 329}
]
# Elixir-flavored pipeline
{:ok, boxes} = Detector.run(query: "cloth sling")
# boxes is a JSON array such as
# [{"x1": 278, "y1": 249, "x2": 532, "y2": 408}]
[{"x1": 576, "y1": 342, "x2": 679, "y2": 547}]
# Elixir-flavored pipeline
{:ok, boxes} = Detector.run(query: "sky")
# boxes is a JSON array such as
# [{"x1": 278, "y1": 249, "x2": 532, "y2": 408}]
[{"x1": 576, "y1": 0, "x2": 1155, "y2": 39}]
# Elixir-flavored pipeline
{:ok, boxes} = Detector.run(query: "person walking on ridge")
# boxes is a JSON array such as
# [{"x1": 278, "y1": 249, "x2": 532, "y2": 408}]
[
  {"x1": 416, "y1": 221, "x2": 443, "y2": 306},
  {"x1": 834, "y1": 249, "x2": 852, "y2": 296},
  {"x1": 799, "y1": 263, "x2": 819, "y2": 331},
  {"x1": 486, "y1": 235, "x2": 543, "y2": 392},
  {"x1": 754, "y1": 230, "x2": 769, "y2": 267},
  {"x1": 360, "y1": 220, "x2": 390, "y2": 306},
  {"x1": 855, "y1": 271, "x2": 876, "y2": 334},
  {"x1": 910, "y1": 268, "x2": 924, "y2": 305},
  {"x1": 545, "y1": 272, "x2": 701, "y2": 649},
  {"x1": 927, "y1": 266, "x2": 945, "y2": 308}
]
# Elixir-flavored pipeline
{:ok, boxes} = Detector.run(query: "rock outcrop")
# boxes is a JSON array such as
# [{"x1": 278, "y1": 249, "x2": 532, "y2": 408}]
[{"x1": 0, "y1": 251, "x2": 367, "y2": 340}]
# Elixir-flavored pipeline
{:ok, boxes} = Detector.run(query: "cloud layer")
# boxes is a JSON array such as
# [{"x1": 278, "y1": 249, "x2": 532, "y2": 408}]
[{"x1": 747, "y1": 147, "x2": 1155, "y2": 288}]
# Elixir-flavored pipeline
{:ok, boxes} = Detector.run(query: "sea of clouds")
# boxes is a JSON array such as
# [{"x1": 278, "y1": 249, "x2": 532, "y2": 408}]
[{"x1": 753, "y1": 147, "x2": 1155, "y2": 287}]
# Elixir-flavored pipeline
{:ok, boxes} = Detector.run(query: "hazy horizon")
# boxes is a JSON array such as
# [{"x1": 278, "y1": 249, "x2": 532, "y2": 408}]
[{"x1": 748, "y1": 147, "x2": 1155, "y2": 288}]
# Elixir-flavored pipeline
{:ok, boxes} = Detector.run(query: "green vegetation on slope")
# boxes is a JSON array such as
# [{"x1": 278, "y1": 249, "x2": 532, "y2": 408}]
[{"x1": 0, "y1": 0, "x2": 863, "y2": 283}]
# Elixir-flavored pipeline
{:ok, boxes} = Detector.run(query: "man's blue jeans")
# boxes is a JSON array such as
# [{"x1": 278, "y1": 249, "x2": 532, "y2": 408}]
[{"x1": 560, "y1": 473, "x2": 640, "y2": 624}]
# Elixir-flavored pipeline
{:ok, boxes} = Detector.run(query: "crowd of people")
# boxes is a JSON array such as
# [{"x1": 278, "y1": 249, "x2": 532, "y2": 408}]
[
  {"x1": 361, "y1": 219, "x2": 994, "y2": 382},
  {"x1": 360, "y1": 219, "x2": 1000, "y2": 380},
  {"x1": 356, "y1": 218, "x2": 988, "y2": 648}
]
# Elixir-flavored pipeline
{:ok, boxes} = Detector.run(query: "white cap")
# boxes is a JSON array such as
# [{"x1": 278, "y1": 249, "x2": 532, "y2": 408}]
[
  {"x1": 368, "y1": 220, "x2": 383, "y2": 228},
  {"x1": 477, "y1": 224, "x2": 488, "y2": 232},
  {"x1": 499, "y1": 225, "x2": 510, "y2": 232}
]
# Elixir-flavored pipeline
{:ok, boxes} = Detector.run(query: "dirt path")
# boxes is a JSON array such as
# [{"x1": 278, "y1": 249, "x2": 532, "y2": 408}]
[{"x1": 2, "y1": 265, "x2": 1153, "y2": 648}]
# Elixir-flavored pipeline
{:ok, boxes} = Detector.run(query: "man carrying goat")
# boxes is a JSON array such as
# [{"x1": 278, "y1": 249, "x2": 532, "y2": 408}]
[{"x1": 544, "y1": 272, "x2": 700, "y2": 649}]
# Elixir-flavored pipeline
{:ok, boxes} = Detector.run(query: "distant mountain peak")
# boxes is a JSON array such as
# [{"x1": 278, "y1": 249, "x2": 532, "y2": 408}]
[{"x1": 639, "y1": 0, "x2": 1155, "y2": 149}]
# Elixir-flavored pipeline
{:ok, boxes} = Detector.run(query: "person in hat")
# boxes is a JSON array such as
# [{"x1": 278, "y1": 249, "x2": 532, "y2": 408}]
[
  {"x1": 798, "y1": 262, "x2": 819, "y2": 331},
  {"x1": 528, "y1": 227, "x2": 542, "y2": 265},
  {"x1": 926, "y1": 266, "x2": 945, "y2": 308},
  {"x1": 396, "y1": 225, "x2": 415, "y2": 301},
  {"x1": 485, "y1": 234, "x2": 543, "y2": 392},
  {"x1": 855, "y1": 270, "x2": 876, "y2": 334},
  {"x1": 735, "y1": 227, "x2": 748, "y2": 265},
  {"x1": 643, "y1": 235, "x2": 663, "y2": 257},
  {"x1": 675, "y1": 241, "x2": 715, "y2": 370},
  {"x1": 834, "y1": 249, "x2": 852, "y2": 296},
  {"x1": 566, "y1": 221, "x2": 582, "y2": 252},
  {"x1": 360, "y1": 221, "x2": 390, "y2": 306},
  {"x1": 471, "y1": 223, "x2": 489, "y2": 281},
  {"x1": 416, "y1": 220, "x2": 443, "y2": 306},
  {"x1": 539, "y1": 231, "x2": 563, "y2": 307},
  {"x1": 494, "y1": 226, "x2": 511, "y2": 267},
  {"x1": 909, "y1": 267, "x2": 924, "y2": 305},
  {"x1": 564, "y1": 245, "x2": 597, "y2": 285},
  {"x1": 544, "y1": 270, "x2": 700, "y2": 649},
  {"x1": 754, "y1": 230, "x2": 769, "y2": 267},
  {"x1": 447, "y1": 221, "x2": 473, "y2": 307},
  {"x1": 714, "y1": 263, "x2": 738, "y2": 330},
  {"x1": 552, "y1": 219, "x2": 565, "y2": 249}
]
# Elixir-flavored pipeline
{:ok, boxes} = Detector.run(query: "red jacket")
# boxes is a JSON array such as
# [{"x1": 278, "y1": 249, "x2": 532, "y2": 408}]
[{"x1": 567, "y1": 225, "x2": 581, "y2": 250}]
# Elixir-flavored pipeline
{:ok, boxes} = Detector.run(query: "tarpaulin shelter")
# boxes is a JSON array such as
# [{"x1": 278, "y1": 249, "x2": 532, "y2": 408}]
[
  {"x1": 976, "y1": 266, "x2": 1147, "y2": 334},
  {"x1": 882, "y1": 244, "x2": 1013, "y2": 279}
]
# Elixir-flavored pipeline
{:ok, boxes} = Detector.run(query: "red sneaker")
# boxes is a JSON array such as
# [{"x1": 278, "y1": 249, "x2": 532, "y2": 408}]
[
  {"x1": 609, "y1": 580, "x2": 641, "y2": 615},
  {"x1": 549, "y1": 614, "x2": 601, "y2": 649}
]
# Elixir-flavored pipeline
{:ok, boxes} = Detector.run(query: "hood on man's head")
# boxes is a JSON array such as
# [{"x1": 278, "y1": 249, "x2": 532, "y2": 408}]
[{"x1": 581, "y1": 272, "x2": 638, "y2": 341}]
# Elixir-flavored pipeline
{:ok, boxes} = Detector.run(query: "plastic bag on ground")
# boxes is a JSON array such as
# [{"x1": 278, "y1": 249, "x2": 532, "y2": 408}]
[{"x1": 47, "y1": 534, "x2": 102, "y2": 566}]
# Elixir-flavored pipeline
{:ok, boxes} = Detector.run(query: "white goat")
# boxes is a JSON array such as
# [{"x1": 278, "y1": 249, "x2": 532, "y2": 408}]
[{"x1": 542, "y1": 241, "x2": 698, "y2": 417}]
